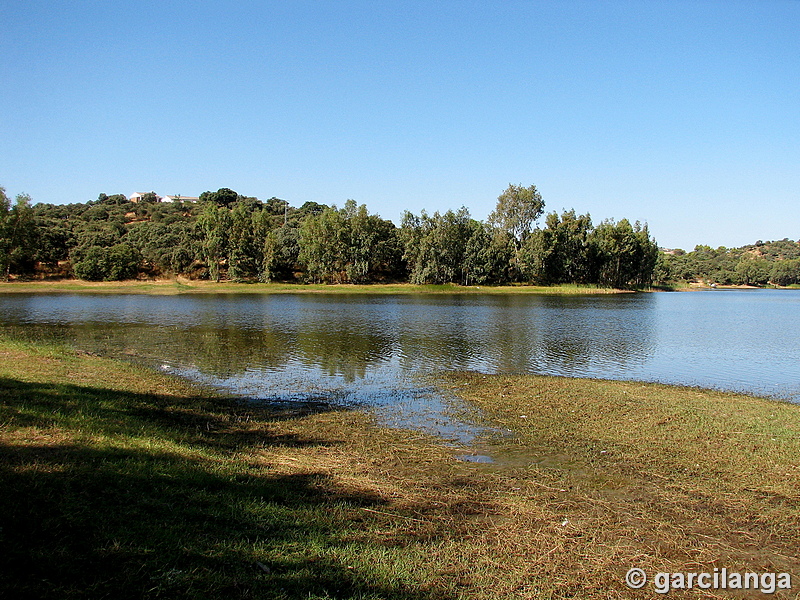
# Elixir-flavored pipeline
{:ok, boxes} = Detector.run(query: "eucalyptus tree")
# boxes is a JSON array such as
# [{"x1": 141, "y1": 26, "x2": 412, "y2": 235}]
[
  {"x1": 589, "y1": 219, "x2": 659, "y2": 289},
  {"x1": 521, "y1": 210, "x2": 593, "y2": 284},
  {"x1": 298, "y1": 200, "x2": 399, "y2": 283},
  {"x1": 401, "y1": 207, "x2": 472, "y2": 284},
  {"x1": 260, "y1": 224, "x2": 300, "y2": 282},
  {"x1": 0, "y1": 188, "x2": 36, "y2": 280},
  {"x1": 227, "y1": 201, "x2": 261, "y2": 281},
  {"x1": 487, "y1": 183, "x2": 545, "y2": 279},
  {"x1": 488, "y1": 183, "x2": 545, "y2": 243},
  {"x1": 342, "y1": 200, "x2": 401, "y2": 283},
  {"x1": 196, "y1": 203, "x2": 231, "y2": 281},
  {"x1": 298, "y1": 205, "x2": 348, "y2": 283}
]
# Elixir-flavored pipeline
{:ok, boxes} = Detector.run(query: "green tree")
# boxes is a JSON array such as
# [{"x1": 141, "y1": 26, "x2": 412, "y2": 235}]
[
  {"x1": 227, "y1": 201, "x2": 259, "y2": 281},
  {"x1": 0, "y1": 189, "x2": 36, "y2": 280},
  {"x1": 125, "y1": 220, "x2": 194, "y2": 276},
  {"x1": 652, "y1": 252, "x2": 674, "y2": 285},
  {"x1": 298, "y1": 201, "x2": 401, "y2": 284},
  {"x1": 106, "y1": 243, "x2": 141, "y2": 280},
  {"x1": 260, "y1": 225, "x2": 300, "y2": 282},
  {"x1": 462, "y1": 220, "x2": 513, "y2": 285},
  {"x1": 521, "y1": 210, "x2": 593, "y2": 284},
  {"x1": 98, "y1": 193, "x2": 129, "y2": 205},
  {"x1": 770, "y1": 259, "x2": 800, "y2": 286},
  {"x1": 262, "y1": 197, "x2": 291, "y2": 228},
  {"x1": 401, "y1": 207, "x2": 472, "y2": 284},
  {"x1": 72, "y1": 246, "x2": 109, "y2": 281},
  {"x1": 298, "y1": 206, "x2": 348, "y2": 283},
  {"x1": 341, "y1": 200, "x2": 401, "y2": 283},
  {"x1": 488, "y1": 183, "x2": 545, "y2": 279},
  {"x1": 488, "y1": 183, "x2": 545, "y2": 243},
  {"x1": 735, "y1": 257, "x2": 770, "y2": 286},
  {"x1": 589, "y1": 219, "x2": 659, "y2": 289},
  {"x1": 200, "y1": 188, "x2": 239, "y2": 208},
  {"x1": 32, "y1": 216, "x2": 72, "y2": 269},
  {"x1": 71, "y1": 242, "x2": 141, "y2": 281},
  {"x1": 196, "y1": 204, "x2": 231, "y2": 281},
  {"x1": 71, "y1": 221, "x2": 124, "y2": 254}
]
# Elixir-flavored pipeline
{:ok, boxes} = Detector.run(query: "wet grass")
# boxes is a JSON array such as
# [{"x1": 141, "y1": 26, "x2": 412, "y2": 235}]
[
  {"x1": 0, "y1": 337, "x2": 465, "y2": 599},
  {"x1": 3, "y1": 337, "x2": 800, "y2": 598},
  {"x1": 0, "y1": 279, "x2": 624, "y2": 296},
  {"x1": 441, "y1": 373, "x2": 800, "y2": 598}
]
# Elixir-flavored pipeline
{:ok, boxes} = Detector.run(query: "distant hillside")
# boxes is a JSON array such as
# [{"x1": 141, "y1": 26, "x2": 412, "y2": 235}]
[
  {"x1": 659, "y1": 239, "x2": 800, "y2": 286},
  {"x1": 741, "y1": 238, "x2": 800, "y2": 261}
]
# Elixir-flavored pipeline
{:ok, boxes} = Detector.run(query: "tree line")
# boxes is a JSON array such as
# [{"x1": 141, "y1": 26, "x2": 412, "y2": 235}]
[
  {"x1": 658, "y1": 240, "x2": 800, "y2": 287},
  {"x1": 1, "y1": 183, "x2": 663, "y2": 288}
]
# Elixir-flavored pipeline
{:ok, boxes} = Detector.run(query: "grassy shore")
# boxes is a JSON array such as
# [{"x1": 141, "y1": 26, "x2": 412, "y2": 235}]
[
  {"x1": 2, "y1": 339, "x2": 799, "y2": 598},
  {"x1": 0, "y1": 279, "x2": 625, "y2": 295}
]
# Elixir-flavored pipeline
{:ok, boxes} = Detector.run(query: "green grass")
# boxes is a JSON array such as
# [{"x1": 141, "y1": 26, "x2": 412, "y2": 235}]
[
  {"x1": 440, "y1": 373, "x2": 800, "y2": 596},
  {"x1": 3, "y1": 337, "x2": 800, "y2": 598},
  {"x1": 0, "y1": 338, "x2": 461, "y2": 599},
  {"x1": 0, "y1": 279, "x2": 625, "y2": 295}
]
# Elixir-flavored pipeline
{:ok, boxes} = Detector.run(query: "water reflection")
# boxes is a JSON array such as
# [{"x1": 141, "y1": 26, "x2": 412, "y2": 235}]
[{"x1": 1, "y1": 291, "x2": 798, "y2": 427}]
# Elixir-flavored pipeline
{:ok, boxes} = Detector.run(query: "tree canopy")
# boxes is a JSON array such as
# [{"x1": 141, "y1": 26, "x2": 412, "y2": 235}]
[
  {"x1": 488, "y1": 183, "x2": 545, "y2": 245},
  {"x1": 0, "y1": 182, "x2": 681, "y2": 289}
]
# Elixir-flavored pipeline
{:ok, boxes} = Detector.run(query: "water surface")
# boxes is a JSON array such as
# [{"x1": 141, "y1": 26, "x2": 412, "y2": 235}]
[{"x1": 2, "y1": 290, "x2": 798, "y2": 439}]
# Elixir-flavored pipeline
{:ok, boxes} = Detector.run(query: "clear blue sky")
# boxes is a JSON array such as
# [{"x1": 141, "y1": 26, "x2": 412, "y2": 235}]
[{"x1": 1, "y1": 0, "x2": 798, "y2": 250}]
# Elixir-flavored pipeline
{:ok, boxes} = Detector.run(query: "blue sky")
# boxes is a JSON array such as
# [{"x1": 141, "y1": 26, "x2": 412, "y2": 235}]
[{"x1": 1, "y1": 0, "x2": 798, "y2": 250}]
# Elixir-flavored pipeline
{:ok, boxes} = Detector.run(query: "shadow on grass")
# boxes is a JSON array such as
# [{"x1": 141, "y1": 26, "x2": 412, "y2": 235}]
[
  {"x1": 0, "y1": 377, "x2": 342, "y2": 450},
  {"x1": 0, "y1": 378, "x2": 453, "y2": 600}
]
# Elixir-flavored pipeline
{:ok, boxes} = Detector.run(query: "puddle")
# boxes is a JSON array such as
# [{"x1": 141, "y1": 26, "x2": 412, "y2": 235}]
[
  {"x1": 456, "y1": 454, "x2": 494, "y2": 464},
  {"x1": 161, "y1": 361, "x2": 495, "y2": 446}
]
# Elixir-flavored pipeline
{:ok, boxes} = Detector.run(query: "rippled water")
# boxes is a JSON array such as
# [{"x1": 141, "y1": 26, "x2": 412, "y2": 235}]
[{"x1": 1, "y1": 290, "x2": 798, "y2": 439}]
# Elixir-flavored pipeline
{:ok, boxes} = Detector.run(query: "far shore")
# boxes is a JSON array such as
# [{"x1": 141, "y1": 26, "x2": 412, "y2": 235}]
[
  {"x1": 0, "y1": 278, "x2": 630, "y2": 295},
  {"x1": 2, "y1": 278, "x2": 796, "y2": 297}
]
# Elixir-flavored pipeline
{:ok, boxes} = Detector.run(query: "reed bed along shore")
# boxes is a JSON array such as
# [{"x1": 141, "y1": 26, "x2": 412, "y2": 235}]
[
  {"x1": 1, "y1": 337, "x2": 799, "y2": 599},
  {"x1": 0, "y1": 279, "x2": 625, "y2": 295}
]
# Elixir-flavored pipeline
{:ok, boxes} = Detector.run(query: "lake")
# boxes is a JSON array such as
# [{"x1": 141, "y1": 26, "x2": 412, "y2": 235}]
[{"x1": 1, "y1": 289, "x2": 798, "y2": 441}]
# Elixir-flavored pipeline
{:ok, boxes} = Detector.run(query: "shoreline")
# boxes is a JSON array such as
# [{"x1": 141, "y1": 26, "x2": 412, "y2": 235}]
[
  {"x1": 3, "y1": 278, "x2": 797, "y2": 295},
  {"x1": 0, "y1": 278, "x2": 629, "y2": 295},
  {"x1": 2, "y1": 336, "x2": 800, "y2": 598}
]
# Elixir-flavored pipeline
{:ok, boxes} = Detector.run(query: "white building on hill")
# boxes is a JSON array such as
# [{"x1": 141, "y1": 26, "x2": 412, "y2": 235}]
[
  {"x1": 128, "y1": 192, "x2": 199, "y2": 203},
  {"x1": 162, "y1": 195, "x2": 199, "y2": 202}
]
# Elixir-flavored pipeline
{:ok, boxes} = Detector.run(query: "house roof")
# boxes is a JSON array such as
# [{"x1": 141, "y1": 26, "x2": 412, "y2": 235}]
[{"x1": 162, "y1": 195, "x2": 200, "y2": 202}]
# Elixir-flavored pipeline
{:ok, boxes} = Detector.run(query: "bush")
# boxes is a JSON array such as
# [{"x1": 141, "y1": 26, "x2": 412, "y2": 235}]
[
  {"x1": 770, "y1": 259, "x2": 800, "y2": 286},
  {"x1": 72, "y1": 244, "x2": 141, "y2": 281}
]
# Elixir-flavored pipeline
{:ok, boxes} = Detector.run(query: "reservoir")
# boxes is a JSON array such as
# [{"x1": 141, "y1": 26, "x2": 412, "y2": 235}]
[{"x1": 1, "y1": 289, "x2": 798, "y2": 438}]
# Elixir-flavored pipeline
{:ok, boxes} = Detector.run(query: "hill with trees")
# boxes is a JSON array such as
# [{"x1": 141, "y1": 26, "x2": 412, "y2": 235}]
[
  {"x1": 658, "y1": 239, "x2": 800, "y2": 287},
  {"x1": 3, "y1": 183, "x2": 663, "y2": 289}
]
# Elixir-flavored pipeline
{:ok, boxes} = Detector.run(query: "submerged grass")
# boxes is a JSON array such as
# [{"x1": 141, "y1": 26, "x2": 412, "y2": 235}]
[
  {"x1": 0, "y1": 337, "x2": 466, "y2": 599},
  {"x1": 0, "y1": 279, "x2": 624, "y2": 296},
  {"x1": 441, "y1": 373, "x2": 800, "y2": 597},
  {"x1": 2, "y1": 337, "x2": 799, "y2": 598}
]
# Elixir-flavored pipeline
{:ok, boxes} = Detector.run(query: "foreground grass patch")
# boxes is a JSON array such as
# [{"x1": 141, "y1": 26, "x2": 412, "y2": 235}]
[
  {"x1": 0, "y1": 340, "x2": 469, "y2": 599},
  {"x1": 2, "y1": 338, "x2": 800, "y2": 598},
  {"x1": 441, "y1": 373, "x2": 800, "y2": 597}
]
